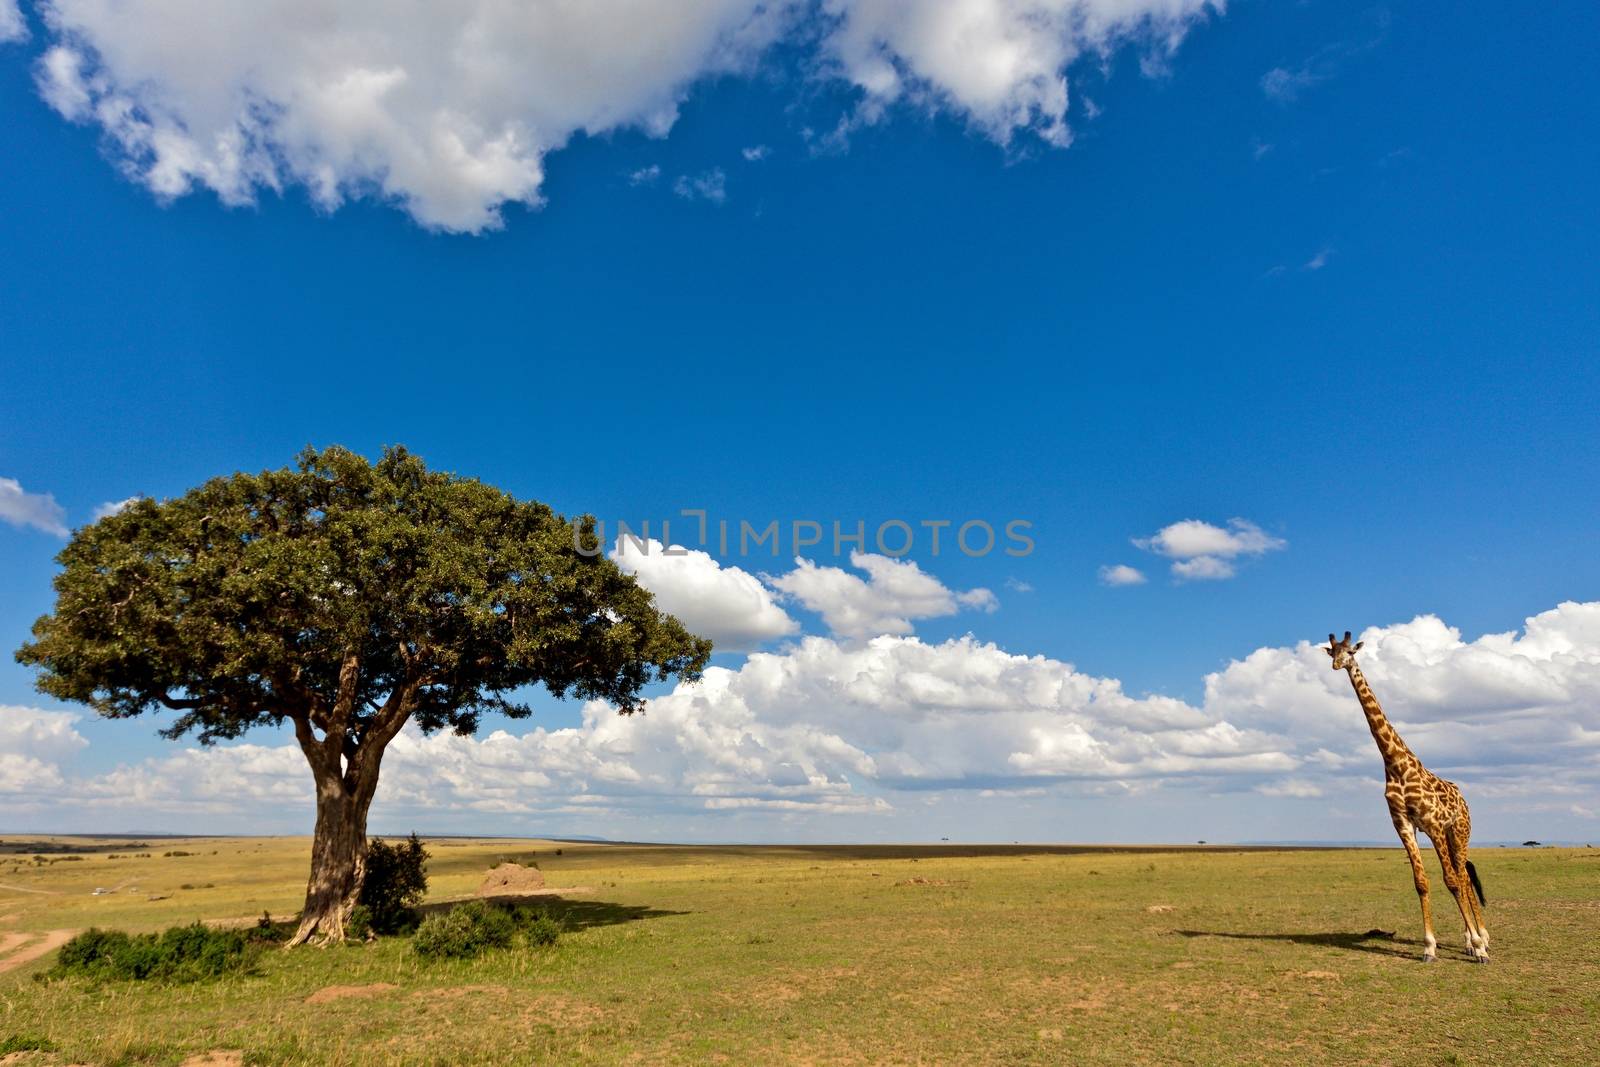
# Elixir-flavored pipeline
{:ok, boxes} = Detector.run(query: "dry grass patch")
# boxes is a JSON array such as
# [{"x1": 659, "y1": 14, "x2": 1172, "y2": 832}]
[{"x1": 305, "y1": 983, "x2": 398, "y2": 1004}]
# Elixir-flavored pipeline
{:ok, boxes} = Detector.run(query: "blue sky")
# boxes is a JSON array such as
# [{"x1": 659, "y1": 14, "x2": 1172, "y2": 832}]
[{"x1": 2, "y1": 2, "x2": 1597, "y2": 843}]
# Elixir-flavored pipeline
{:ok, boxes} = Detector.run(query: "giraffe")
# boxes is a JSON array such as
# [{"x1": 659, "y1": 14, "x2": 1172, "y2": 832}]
[{"x1": 1325, "y1": 631, "x2": 1489, "y2": 963}]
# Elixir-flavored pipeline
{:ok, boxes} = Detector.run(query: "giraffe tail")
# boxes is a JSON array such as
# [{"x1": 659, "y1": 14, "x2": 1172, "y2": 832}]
[{"x1": 1465, "y1": 860, "x2": 1486, "y2": 906}]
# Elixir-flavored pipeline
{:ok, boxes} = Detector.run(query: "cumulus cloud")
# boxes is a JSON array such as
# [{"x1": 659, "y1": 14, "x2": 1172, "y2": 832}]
[
  {"x1": 1171, "y1": 555, "x2": 1236, "y2": 581},
  {"x1": 741, "y1": 144, "x2": 770, "y2": 161},
  {"x1": 1098, "y1": 564, "x2": 1146, "y2": 587},
  {"x1": 10, "y1": 601, "x2": 1600, "y2": 839},
  {"x1": 822, "y1": 0, "x2": 1218, "y2": 147},
  {"x1": 1134, "y1": 517, "x2": 1285, "y2": 581},
  {"x1": 27, "y1": 0, "x2": 1221, "y2": 232},
  {"x1": 610, "y1": 537, "x2": 798, "y2": 651},
  {"x1": 77, "y1": 741, "x2": 308, "y2": 812},
  {"x1": 1, "y1": 0, "x2": 27, "y2": 43},
  {"x1": 1204, "y1": 602, "x2": 1600, "y2": 815},
  {"x1": 769, "y1": 551, "x2": 997, "y2": 639},
  {"x1": 31, "y1": 0, "x2": 788, "y2": 232},
  {"x1": 38, "y1": 632, "x2": 1270, "y2": 821},
  {"x1": 92, "y1": 496, "x2": 140, "y2": 520},
  {"x1": 0, "y1": 706, "x2": 88, "y2": 798},
  {"x1": 0, "y1": 476, "x2": 69, "y2": 536}
]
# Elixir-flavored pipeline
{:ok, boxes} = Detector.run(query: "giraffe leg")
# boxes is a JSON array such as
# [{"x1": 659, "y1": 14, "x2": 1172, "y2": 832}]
[
  {"x1": 1453, "y1": 812, "x2": 1489, "y2": 953},
  {"x1": 1395, "y1": 819, "x2": 1437, "y2": 962},
  {"x1": 1469, "y1": 868, "x2": 1490, "y2": 951},
  {"x1": 1447, "y1": 828, "x2": 1489, "y2": 961},
  {"x1": 1433, "y1": 836, "x2": 1486, "y2": 963}
]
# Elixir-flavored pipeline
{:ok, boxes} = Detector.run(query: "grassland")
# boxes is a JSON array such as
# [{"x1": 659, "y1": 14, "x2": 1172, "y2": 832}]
[{"x1": 0, "y1": 836, "x2": 1596, "y2": 1065}]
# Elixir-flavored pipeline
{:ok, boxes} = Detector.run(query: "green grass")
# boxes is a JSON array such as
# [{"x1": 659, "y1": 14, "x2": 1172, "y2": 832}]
[{"x1": 1, "y1": 837, "x2": 1596, "y2": 1065}]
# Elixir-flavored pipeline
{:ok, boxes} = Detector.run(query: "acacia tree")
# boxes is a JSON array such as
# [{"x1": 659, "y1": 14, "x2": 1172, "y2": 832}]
[{"x1": 16, "y1": 446, "x2": 710, "y2": 944}]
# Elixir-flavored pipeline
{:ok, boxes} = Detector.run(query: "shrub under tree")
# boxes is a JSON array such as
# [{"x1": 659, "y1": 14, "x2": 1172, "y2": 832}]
[
  {"x1": 16, "y1": 446, "x2": 711, "y2": 944},
  {"x1": 358, "y1": 832, "x2": 429, "y2": 934}
]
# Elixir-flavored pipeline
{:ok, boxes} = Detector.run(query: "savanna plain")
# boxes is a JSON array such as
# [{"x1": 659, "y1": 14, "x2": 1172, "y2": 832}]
[{"x1": 0, "y1": 837, "x2": 1595, "y2": 1066}]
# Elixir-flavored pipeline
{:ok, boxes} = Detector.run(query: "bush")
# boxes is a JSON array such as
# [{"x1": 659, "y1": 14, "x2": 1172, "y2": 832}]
[
  {"x1": 411, "y1": 902, "x2": 563, "y2": 960},
  {"x1": 520, "y1": 908, "x2": 563, "y2": 948},
  {"x1": 412, "y1": 901, "x2": 516, "y2": 960},
  {"x1": 52, "y1": 923, "x2": 255, "y2": 982},
  {"x1": 359, "y1": 833, "x2": 429, "y2": 934},
  {"x1": 251, "y1": 911, "x2": 288, "y2": 944},
  {"x1": 345, "y1": 904, "x2": 374, "y2": 942}
]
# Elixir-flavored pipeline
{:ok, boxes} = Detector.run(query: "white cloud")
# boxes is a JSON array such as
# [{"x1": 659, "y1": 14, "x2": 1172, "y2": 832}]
[
  {"x1": 1098, "y1": 564, "x2": 1146, "y2": 587},
  {"x1": 29, "y1": 0, "x2": 1221, "y2": 232},
  {"x1": 627, "y1": 164, "x2": 661, "y2": 186},
  {"x1": 1004, "y1": 577, "x2": 1034, "y2": 593},
  {"x1": 1303, "y1": 247, "x2": 1333, "y2": 271},
  {"x1": 47, "y1": 632, "x2": 1273, "y2": 821},
  {"x1": 1136, "y1": 518, "x2": 1283, "y2": 560},
  {"x1": 1134, "y1": 517, "x2": 1285, "y2": 581},
  {"x1": 741, "y1": 144, "x2": 770, "y2": 161},
  {"x1": 1170, "y1": 555, "x2": 1234, "y2": 581},
  {"x1": 1, "y1": 0, "x2": 27, "y2": 43},
  {"x1": 822, "y1": 0, "x2": 1218, "y2": 148},
  {"x1": 0, "y1": 706, "x2": 89, "y2": 763},
  {"x1": 0, "y1": 476, "x2": 69, "y2": 536},
  {"x1": 673, "y1": 168, "x2": 727, "y2": 203},
  {"x1": 93, "y1": 496, "x2": 140, "y2": 520},
  {"x1": 0, "y1": 706, "x2": 88, "y2": 797},
  {"x1": 77, "y1": 742, "x2": 308, "y2": 812},
  {"x1": 610, "y1": 537, "x2": 798, "y2": 651},
  {"x1": 11, "y1": 601, "x2": 1600, "y2": 840},
  {"x1": 1256, "y1": 778, "x2": 1323, "y2": 798},
  {"x1": 32, "y1": 0, "x2": 787, "y2": 232},
  {"x1": 1203, "y1": 602, "x2": 1600, "y2": 808},
  {"x1": 769, "y1": 551, "x2": 997, "y2": 640}
]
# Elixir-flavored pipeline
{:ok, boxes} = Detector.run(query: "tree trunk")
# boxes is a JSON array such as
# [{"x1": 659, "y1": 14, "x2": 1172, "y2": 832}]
[{"x1": 288, "y1": 772, "x2": 377, "y2": 946}]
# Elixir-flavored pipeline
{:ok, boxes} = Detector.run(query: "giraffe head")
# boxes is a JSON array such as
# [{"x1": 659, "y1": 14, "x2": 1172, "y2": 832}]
[{"x1": 1324, "y1": 631, "x2": 1363, "y2": 670}]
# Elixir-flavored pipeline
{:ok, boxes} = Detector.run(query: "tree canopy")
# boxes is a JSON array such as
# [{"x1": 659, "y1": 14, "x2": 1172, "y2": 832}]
[
  {"x1": 20, "y1": 444, "x2": 709, "y2": 739},
  {"x1": 17, "y1": 445, "x2": 711, "y2": 941}
]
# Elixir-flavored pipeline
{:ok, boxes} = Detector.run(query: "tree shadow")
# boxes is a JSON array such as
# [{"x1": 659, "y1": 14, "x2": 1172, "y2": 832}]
[
  {"x1": 1174, "y1": 928, "x2": 1433, "y2": 960},
  {"x1": 424, "y1": 895, "x2": 687, "y2": 931}
]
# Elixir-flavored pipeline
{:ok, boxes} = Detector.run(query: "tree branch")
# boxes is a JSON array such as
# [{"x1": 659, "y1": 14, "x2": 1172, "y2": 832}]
[
  {"x1": 348, "y1": 678, "x2": 417, "y2": 783},
  {"x1": 288, "y1": 709, "x2": 340, "y2": 780},
  {"x1": 329, "y1": 648, "x2": 362, "y2": 730}
]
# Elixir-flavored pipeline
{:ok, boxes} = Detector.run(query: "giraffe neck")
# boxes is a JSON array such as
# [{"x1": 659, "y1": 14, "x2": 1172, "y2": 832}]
[{"x1": 1346, "y1": 663, "x2": 1413, "y2": 767}]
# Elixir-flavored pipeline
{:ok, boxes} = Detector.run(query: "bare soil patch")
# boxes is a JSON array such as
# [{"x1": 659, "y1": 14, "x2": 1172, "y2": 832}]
[
  {"x1": 177, "y1": 1053, "x2": 243, "y2": 1067},
  {"x1": 306, "y1": 982, "x2": 398, "y2": 1005},
  {"x1": 0, "y1": 930, "x2": 76, "y2": 974},
  {"x1": 203, "y1": 912, "x2": 295, "y2": 929}
]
